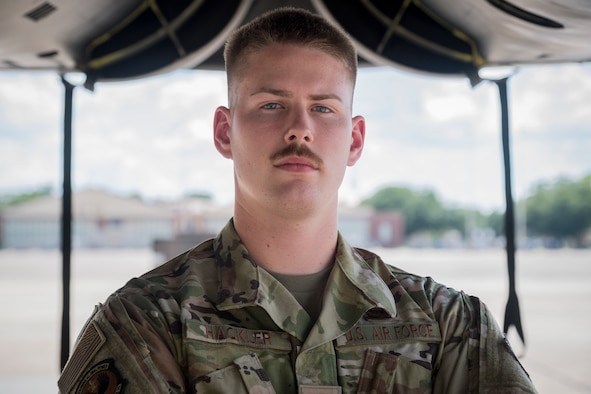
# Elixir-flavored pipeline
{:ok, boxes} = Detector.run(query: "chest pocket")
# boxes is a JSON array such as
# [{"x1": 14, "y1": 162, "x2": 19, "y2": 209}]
[
  {"x1": 335, "y1": 321, "x2": 441, "y2": 393},
  {"x1": 184, "y1": 320, "x2": 293, "y2": 393},
  {"x1": 193, "y1": 352, "x2": 277, "y2": 393}
]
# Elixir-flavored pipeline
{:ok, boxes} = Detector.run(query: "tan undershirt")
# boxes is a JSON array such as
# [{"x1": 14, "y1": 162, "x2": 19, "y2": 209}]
[{"x1": 269, "y1": 264, "x2": 333, "y2": 323}]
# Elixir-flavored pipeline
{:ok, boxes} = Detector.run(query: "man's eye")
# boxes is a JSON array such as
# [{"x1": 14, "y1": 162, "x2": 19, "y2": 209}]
[
  {"x1": 312, "y1": 105, "x2": 332, "y2": 113},
  {"x1": 262, "y1": 103, "x2": 282, "y2": 110}
]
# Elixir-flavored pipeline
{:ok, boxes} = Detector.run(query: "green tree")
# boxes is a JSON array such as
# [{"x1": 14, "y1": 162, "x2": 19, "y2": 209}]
[
  {"x1": 362, "y1": 186, "x2": 453, "y2": 235},
  {"x1": 0, "y1": 185, "x2": 52, "y2": 208},
  {"x1": 485, "y1": 210, "x2": 504, "y2": 236},
  {"x1": 525, "y1": 175, "x2": 591, "y2": 246},
  {"x1": 185, "y1": 191, "x2": 213, "y2": 200}
]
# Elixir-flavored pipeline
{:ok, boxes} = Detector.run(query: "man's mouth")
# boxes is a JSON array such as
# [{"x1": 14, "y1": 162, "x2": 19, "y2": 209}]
[
  {"x1": 274, "y1": 156, "x2": 319, "y2": 171},
  {"x1": 270, "y1": 144, "x2": 323, "y2": 171}
]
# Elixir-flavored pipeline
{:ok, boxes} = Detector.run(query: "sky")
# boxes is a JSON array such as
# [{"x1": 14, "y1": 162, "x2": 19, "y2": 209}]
[{"x1": 1, "y1": 62, "x2": 590, "y2": 212}]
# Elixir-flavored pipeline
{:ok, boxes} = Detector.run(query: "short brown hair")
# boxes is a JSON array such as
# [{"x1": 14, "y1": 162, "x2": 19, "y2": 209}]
[{"x1": 224, "y1": 7, "x2": 357, "y2": 87}]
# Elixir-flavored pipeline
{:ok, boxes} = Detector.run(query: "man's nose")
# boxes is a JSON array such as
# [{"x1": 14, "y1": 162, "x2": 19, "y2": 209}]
[{"x1": 284, "y1": 110, "x2": 313, "y2": 143}]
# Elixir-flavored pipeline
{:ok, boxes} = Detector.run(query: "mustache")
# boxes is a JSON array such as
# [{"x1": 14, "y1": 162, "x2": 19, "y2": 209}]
[{"x1": 270, "y1": 144, "x2": 323, "y2": 166}]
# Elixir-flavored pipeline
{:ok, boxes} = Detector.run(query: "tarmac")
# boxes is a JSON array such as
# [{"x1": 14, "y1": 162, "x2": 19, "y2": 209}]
[{"x1": 1, "y1": 247, "x2": 589, "y2": 393}]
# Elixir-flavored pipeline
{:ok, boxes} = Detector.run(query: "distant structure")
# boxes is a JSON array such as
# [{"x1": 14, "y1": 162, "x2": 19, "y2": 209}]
[
  {"x1": 154, "y1": 203, "x2": 405, "y2": 260},
  {"x1": 369, "y1": 211, "x2": 406, "y2": 248},
  {"x1": 0, "y1": 189, "x2": 173, "y2": 248},
  {"x1": 0, "y1": 189, "x2": 405, "y2": 252},
  {"x1": 337, "y1": 205, "x2": 405, "y2": 248},
  {"x1": 153, "y1": 198, "x2": 233, "y2": 259}
]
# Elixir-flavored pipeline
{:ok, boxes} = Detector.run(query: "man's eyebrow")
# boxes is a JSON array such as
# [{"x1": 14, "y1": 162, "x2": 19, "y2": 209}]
[
  {"x1": 250, "y1": 87, "x2": 292, "y2": 97},
  {"x1": 309, "y1": 93, "x2": 342, "y2": 103},
  {"x1": 250, "y1": 88, "x2": 342, "y2": 103}
]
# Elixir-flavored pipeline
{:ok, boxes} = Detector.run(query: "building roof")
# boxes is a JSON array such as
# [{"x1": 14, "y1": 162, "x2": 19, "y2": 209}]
[{"x1": 2, "y1": 189, "x2": 172, "y2": 220}]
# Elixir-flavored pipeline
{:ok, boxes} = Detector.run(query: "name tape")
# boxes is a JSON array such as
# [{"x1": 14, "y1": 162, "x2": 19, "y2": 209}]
[
  {"x1": 336, "y1": 322, "x2": 441, "y2": 346},
  {"x1": 186, "y1": 321, "x2": 292, "y2": 351}
]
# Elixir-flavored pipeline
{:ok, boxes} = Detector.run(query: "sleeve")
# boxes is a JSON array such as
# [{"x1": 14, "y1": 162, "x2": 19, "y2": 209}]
[
  {"x1": 58, "y1": 295, "x2": 186, "y2": 394},
  {"x1": 433, "y1": 292, "x2": 537, "y2": 393},
  {"x1": 475, "y1": 298, "x2": 538, "y2": 393}
]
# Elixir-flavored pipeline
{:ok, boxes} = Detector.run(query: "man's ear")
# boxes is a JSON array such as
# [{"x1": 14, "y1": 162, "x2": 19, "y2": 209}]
[
  {"x1": 347, "y1": 115, "x2": 365, "y2": 166},
  {"x1": 213, "y1": 106, "x2": 232, "y2": 159}
]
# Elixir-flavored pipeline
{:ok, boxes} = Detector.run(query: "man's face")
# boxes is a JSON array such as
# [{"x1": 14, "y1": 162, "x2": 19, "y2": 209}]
[{"x1": 214, "y1": 43, "x2": 365, "y2": 219}]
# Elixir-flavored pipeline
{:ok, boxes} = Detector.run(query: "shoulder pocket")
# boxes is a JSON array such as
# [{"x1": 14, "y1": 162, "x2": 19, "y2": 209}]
[{"x1": 357, "y1": 350, "x2": 432, "y2": 394}]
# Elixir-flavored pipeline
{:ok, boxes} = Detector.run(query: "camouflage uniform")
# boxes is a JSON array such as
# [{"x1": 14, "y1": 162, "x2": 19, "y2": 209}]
[{"x1": 59, "y1": 220, "x2": 536, "y2": 393}]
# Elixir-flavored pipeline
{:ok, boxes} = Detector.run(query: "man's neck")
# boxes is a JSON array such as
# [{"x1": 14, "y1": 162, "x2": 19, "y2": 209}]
[{"x1": 233, "y1": 204, "x2": 338, "y2": 275}]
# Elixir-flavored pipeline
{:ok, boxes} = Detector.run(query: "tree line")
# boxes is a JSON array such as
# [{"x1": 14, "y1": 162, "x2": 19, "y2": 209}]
[
  {"x1": 362, "y1": 173, "x2": 591, "y2": 247},
  {"x1": 2, "y1": 174, "x2": 590, "y2": 247},
  {"x1": 0, "y1": 185, "x2": 52, "y2": 207}
]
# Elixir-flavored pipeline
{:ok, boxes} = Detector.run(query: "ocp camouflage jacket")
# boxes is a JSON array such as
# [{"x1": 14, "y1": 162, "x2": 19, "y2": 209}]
[{"x1": 59, "y1": 220, "x2": 537, "y2": 393}]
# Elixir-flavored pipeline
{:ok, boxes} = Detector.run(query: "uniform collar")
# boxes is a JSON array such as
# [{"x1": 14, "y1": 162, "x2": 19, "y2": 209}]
[
  {"x1": 213, "y1": 219, "x2": 261, "y2": 308},
  {"x1": 212, "y1": 219, "x2": 397, "y2": 340},
  {"x1": 331, "y1": 235, "x2": 397, "y2": 319},
  {"x1": 286, "y1": 233, "x2": 397, "y2": 348}
]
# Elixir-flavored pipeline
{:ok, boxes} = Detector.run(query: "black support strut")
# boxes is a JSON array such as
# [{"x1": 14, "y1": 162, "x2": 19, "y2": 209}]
[
  {"x1": 60, "y1": 76, "x2": 74, "y2": 370},
  {"x1": 495, "y1": 77, "x2": 525, "y2": 346}
]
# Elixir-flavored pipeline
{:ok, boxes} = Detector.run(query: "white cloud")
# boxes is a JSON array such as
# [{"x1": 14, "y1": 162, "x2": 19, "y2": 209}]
[
  {"x1": 422, "y1": 83, "x2": 479, "y2": 123},
  {"x1": 0, "y1": 73, "x2": 62, "y2": 131},
  {"x1": 512, "y1": 64, "x2": 591, "y2": 133}
]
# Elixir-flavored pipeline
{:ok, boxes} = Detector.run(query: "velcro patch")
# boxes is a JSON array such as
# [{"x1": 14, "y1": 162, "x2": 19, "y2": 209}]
[
  {"x1": 299, "y1": 385, "x2": 342, "y2": 394},
  {"x1": 75, "y1": 358, "x2": 127, "y2": 394},
  {"x1": 185, "y1": 320, "x2": 292, "y2": 351},
  {"x1": 58, "y1": 321, "x2": 106, "y2": 393},
  {"x1": 336, "y1": 322, "x2": 441, "y2": 346}
]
